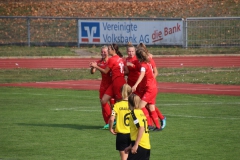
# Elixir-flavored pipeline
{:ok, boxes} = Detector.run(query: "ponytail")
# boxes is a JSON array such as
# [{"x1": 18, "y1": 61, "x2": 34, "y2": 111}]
[
  {"x1": 111, "y1": 43, "x2": 123, "y2": 57},
  {"x1": 121, "y1": 84, "x2": 132, "y2": 100}
]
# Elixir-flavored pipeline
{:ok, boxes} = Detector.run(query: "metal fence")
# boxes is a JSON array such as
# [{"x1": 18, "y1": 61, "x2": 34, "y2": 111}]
[
  {"x1": 0, "y1": 16, "x2": 240, "y2": 48},
  {"x1": 185, "y1": 17, "x2": 240, "y2": 48}
]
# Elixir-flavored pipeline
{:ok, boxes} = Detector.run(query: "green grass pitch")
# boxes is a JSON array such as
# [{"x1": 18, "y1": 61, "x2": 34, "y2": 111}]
[{"x1": 0, "y1": 87, "x2": 240, "y2": 160}]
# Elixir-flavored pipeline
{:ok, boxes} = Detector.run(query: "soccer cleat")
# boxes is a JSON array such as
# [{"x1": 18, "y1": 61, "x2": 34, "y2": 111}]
[
  {"x1": 161, "y1": 117, "x2": 166, "y2": 129},
  {"x1": 148, "y1": 125, "x2": 155, "y2": 131},
  {"x1": 152, "y1": 127, "x2": 163, "y2": 132},
  {"x1": 101, "y1": 124, "x2": 109, "y2": 130}
]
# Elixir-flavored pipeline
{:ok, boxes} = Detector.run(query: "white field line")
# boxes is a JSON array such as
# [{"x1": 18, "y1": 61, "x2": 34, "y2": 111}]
[
  {"x1": 2, "y1": 93, "x2": 240, "y2": 104},
  {"x1": 51, "y1": 107, "x2": 240, "y2": 120},
  {"x1": 163, "y1": 114, "x2": 240, "y2": 120},
  {"x1": 159, "y1": 102, "x2": 240, "y2": 106},
  {"x1": 2, "y1": 92, "x2": 240, "y2": 119},
  {"x1": 36, "y1": 81, "x2": 100, "y2": 86},
  {"x1": 2, "y1": 92, "x2": 99, "y2": 99},
  {"x1": 2, "y1": 92, "x2": 240, "y2": 105},
  {"x1": 51, "y1": 106, "x2": 240, "y2": 120},
  {"x1": 158, "y1": 86, "x2": 240, "y2": 92}
]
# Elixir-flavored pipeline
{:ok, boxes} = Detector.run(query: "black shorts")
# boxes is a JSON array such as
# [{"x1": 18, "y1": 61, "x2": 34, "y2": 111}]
[
  {"x1": 127, "y1": 141, "x2": 150, "y2": 160},
  {"x1": 116, "y1": 133, "x2": 131, "y2": 151}
]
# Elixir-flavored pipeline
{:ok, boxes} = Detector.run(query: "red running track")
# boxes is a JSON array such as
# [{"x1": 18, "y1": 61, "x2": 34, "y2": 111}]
[
  {"x1": 1, "y1": 80, "x2": 240, "y2": 96},
  {"x1": 0, "y1": 56, "x2": 240, "y2": 69},
  {"x1": 0, "y1": 56, "x2": 240, "y2": 96}
]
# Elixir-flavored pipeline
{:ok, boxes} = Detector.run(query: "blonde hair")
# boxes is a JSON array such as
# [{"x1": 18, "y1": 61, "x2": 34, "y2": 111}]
[
  {"x1": 121, "y1": 84, "x2": 132, "y2": 100},
  {"x1": 126, "y1": 42, "x2": 136, "y2": 51},
  {"x1": 101, "y1": 45, "x2": 108, "y2": 50},
  {"x1": 128, "y1": 94, "x2": 141, "y2": 111}
]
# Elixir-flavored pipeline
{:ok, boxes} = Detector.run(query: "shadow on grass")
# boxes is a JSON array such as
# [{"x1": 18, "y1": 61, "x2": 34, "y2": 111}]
[{"x1": 17, "y1": 123, "x2": 103, "y2": 130}]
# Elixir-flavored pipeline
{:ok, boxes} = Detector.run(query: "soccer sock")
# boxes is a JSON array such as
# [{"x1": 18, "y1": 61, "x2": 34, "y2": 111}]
[
  {"x1": 141, "y1": 107, "x2": 152, "y2": 126},
  {"x1": 147, "y1": 107, "x2": 154, "y2": 127},
  {"x1": 101, "y1": 102, "x2": 112, "y2": 124},
  {"x1": 110, "y1": 98, "x2": 115, "y2": 108},
  {"x1": 150, "y1": 110, "x2": 160, "y2": 129},
  {"x1": 155, "y1": 106, "x2": 165, "y2": 120}
]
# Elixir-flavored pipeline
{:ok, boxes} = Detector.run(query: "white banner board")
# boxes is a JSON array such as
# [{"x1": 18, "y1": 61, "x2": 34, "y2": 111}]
[{"x1": 78, "y1": 20, "x2": 183, "y2": 45}]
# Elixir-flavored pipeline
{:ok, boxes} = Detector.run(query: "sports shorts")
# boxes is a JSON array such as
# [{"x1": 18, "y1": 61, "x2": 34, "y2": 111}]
[
  {"x1": 112, "y1": 77, "x2": 126, "y2": 101},
  {"x1": 99, "y1": 84, "x2": 113, "y2": 99},
  {"x1": 141, "y1": 87, "x2": 157, "y2": 105},
  {"x1": 127, "y1": 141, "x2": 150, "y2": 160},
  {"x1": 116, "y1": 133, "x2": 131, "y2": 151}
]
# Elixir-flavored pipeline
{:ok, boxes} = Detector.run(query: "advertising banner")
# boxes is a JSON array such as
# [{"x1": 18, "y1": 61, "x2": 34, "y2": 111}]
[{"x1": 78, "y1": 20, "x2": 183, "y2": 45}]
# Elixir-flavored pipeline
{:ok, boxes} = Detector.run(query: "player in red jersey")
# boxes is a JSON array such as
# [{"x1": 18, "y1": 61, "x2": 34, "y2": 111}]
[
  {"x1": 137, "y1": 43, "x2": 166, "y2": 130},
  {"x1": 90, "y1": 45, "x2": 113, "y2": 128},
  {"x1": 91, "y1": 43, "x2": 128, "y2": 101},
  {"x1": 125, "y1": 43, "x2": 140, "y2": 88},
  {"x1": 132, "y1": 48, "x2": 161, "y2": 131}
]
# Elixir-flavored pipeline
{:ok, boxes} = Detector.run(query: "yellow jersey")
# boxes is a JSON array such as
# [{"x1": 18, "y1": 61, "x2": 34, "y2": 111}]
[
  {"x1": 129, "y1": 109, "x2": 151, "y2": 149},
  {"x1": 112, "y1": 100, "x2": 131, "y2": 134}
]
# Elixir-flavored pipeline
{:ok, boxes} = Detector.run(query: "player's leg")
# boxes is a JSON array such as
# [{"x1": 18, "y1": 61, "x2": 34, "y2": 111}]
[
  {"x1": 112, "y1": 77, "x2": 126, "y2": 101},
  {"x1": 100, "y1": 85, "x2": 113, "y2": 129},
  {"x1": 155, "y1": 106, "x2": 166, "y2": 129},
  {"x1": 101, "y1": 94, "x2": 112, "y2": 125},
  {"x1": 138, "y1": 100, "x2": 152, "y2": 127},
  {"x1": 143, "y1": 88, "x2": 161, "y2": 130},
  {"x1": 148, "y1": 104, "x2": 161, "y2": 130},
  {"x1": 116, "y1": 133, "x2": 131, "y2": 160}
]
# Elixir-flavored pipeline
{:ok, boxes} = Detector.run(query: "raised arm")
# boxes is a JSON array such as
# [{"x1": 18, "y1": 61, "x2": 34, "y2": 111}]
[{"x1": 90, "y1": 62, "x2": 110, "y2": 74}]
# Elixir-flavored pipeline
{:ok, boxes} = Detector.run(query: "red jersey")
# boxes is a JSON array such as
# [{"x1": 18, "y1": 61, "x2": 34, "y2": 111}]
[
  {"x1": 125, "y1": 56, "x2": 140, "y2": 87},
  {"x1": 96, "y1": 59, "x2": 112, "y2": 91},
  {"x1": 139, "y1": 62, "x2": 156, "y2": 90},
  {"x1": 107, "y1": 55, "x2": 125, "y2": 81},
  {"x1": 149, "y1": 57, "x2": 156, "y2": 69}
]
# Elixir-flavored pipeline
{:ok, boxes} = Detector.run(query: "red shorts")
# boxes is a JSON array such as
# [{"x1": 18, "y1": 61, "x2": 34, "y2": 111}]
[
  {"x1": 100, "y1": 84, "x2": 113, "y2": 99},
  {"x1": 127, "y1": 80, "x2": 141, "y2": 97},
  {"x1": 112, "y1": 76, "x2": 126, "y2": 101},
  {"x1": 141, "y1": 87, "x2": 157, "y2": 105}
]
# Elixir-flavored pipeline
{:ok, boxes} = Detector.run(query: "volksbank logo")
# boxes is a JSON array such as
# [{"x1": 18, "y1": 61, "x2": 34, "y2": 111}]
[{"x1": 81, "y1": 22, "x2": 100, "y2": 43}]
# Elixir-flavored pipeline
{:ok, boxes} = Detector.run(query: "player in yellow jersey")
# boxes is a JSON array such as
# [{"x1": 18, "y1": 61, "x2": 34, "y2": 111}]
[
  {"x1": 109, "y1": 84, "x2": 132, "y2": 160},
  {"x1": 125, "y1": 94, "x2": 151, "y2": 160}
]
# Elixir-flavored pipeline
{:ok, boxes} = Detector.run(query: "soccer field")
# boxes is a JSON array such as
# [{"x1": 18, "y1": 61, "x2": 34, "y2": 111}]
[{"x1": 0, "y1": 87, "x2": 240, "y2": 160}]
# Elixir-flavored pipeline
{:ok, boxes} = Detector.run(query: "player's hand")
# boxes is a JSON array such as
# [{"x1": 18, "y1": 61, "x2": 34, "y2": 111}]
[
  {"x1": 90, "y1": 62, "x2": 97, "y2": 67},
  {"x1": 109, "y1": 128, "x2": 117, "y2": 135},
  {"x1": 127, "y1": 62, "x2": 134, "y2": 67},
  {"x1": 131, "y1": 144, "x2": 138, "y2": 154},
  {"x1": 132, "y1": 85, "x2": 137, "y2": 92},
  {"x1": 124, "y1": 146, "x2": 131, "y2": 154}
]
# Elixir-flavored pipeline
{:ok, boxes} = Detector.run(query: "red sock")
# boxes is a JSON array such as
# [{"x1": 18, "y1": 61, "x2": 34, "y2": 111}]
[
  {"x1": 101, "y1": 103, "x2": 111, "y2": 124},
  {"x1": 110, "y1": 98, "x2": 115, "y2": 108},
  {"x1": 155, "y1": 106, "x2": 165, "y2": 120},
  {"x1": 141, "y1": 107, "x2": 152, "y2": 126},
  {"x1": 150, "y1": 110, "x2": 160, "y2": 129}
]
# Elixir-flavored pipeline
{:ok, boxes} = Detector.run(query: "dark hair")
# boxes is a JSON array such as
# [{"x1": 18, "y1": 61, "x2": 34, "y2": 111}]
[
  {"x1": 136, "y1": 43, "x2": 148, "y2": 53},
  {"x1": 110, "y1": 43, "x2": 123, "y2": 57}
]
